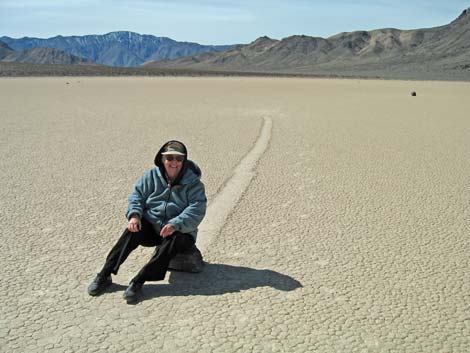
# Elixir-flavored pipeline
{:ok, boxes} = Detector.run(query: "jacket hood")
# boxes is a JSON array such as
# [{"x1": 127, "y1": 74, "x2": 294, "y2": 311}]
[{"x1": 154, "y1": 140, "x2": 201, "y2": 185}]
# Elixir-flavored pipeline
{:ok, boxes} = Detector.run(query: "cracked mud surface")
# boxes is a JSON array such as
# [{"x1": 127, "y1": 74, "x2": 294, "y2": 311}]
[{"x1": 1, "y1": 77, "x2": 469, "y2": 352}]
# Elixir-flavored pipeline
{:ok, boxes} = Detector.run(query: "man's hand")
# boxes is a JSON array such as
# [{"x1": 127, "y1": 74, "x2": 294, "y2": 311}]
[
  {"x1": 160, "y1": 224, "x2": 175, "y2": 238},
  {"x1": 127, "y1": 216, "x2": 141, "y2": 233}
]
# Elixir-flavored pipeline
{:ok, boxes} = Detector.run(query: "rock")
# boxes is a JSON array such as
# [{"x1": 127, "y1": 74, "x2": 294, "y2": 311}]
[
  {"x1": 168, "y1": 244, "x2": 204, "y2": 273},
  {"x1": 411, "y1": 91, "x2": 417, "y2": 96}
]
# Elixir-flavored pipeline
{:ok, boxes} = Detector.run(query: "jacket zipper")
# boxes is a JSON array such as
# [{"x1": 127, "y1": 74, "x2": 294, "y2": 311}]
[{"x1": 162, "y1": 182, "x2": 172, "y2": 227}]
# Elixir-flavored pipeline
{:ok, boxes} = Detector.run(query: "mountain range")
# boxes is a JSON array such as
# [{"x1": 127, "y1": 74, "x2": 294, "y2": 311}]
[
  {"x1": 144, "y1": 8, "x2": 470, "y2": 78},
  {"x1": 1, "y1": 8, "x2": 470, "y2": 80},
  {"x1": 0, "y1": 31, "x2": 232, "y2": 67},
  {"x1": 0, "y1": 42, "x2": 93, "y2": 65}
]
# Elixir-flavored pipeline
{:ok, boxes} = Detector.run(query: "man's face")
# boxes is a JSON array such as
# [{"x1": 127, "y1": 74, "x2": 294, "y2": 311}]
[{"x1": 163, "y1": 154, "x2": 184, "y2": 181}]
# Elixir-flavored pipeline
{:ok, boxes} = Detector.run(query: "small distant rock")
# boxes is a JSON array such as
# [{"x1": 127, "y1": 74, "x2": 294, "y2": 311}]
[
  {"x1": 411, "y1": 91, "x2": 417, "y2": 96},
  {"x1": 66, "y1": 82, "x2": 69, "y2": 84}
]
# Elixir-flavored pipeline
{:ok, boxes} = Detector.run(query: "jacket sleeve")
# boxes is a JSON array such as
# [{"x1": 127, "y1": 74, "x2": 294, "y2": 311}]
[
  {"x1": 126, "y1": 169, "x2": 155, "y2": 220},
  {"x1": 169, "y1": 180, "x2": 207, "y2": 234}
]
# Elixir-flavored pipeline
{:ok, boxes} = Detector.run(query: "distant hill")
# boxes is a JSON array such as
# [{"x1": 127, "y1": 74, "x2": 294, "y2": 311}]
[
  {"x1": 1, "y1": 40, "x2": 91, "y2": 65},
  {"x1": 0, "y1": 40, "x2": 14, "y2": 59},
  {"x1": 1, "y1": 47, "x2": 93, "y2": 65},
  {"x1": 143, "y1": 8, "x2": 470, "y2": 76},
  {"x1": 0, "y1": 31, "x2": 233, "y2": 67}
]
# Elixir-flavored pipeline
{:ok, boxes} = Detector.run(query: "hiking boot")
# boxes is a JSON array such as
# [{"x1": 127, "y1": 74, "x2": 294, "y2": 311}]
[
  {"x1": 123, "y1": 281, "x2": 143, "y2": 304},
  {"x1": 87, "y1": 274, "x2": 112, "y2": 296}
]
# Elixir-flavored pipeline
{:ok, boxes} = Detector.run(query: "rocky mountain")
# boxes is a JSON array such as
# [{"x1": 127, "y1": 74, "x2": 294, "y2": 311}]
[
  {"x1": 0, "y1": 40, "x2": 14, "y2": 59},
  {"x1": 0, "y1": 31, "x2": 233, "y2": 67},
  {"x1": 1, "y1": 47, "x2": 93, "y2": 65},
  {"x1": 143, "y1": 8, "x2": 470, "y2": 75}
]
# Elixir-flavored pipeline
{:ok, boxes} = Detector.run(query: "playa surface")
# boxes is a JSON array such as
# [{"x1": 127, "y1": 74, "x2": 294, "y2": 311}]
[{"x1": 1, "y1": 77, "x2": 469, "y2": 352}]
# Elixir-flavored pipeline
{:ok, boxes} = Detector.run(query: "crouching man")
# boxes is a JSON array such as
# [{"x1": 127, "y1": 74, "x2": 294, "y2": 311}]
[{"x1": 88, "y1": 140, "x2": 207, "y2": 303}]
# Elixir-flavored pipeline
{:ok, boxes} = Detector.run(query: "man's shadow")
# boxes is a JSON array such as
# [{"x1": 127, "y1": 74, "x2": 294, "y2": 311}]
[{"x1": 127, "y1": 263, "x2": 302, "y2": 302}]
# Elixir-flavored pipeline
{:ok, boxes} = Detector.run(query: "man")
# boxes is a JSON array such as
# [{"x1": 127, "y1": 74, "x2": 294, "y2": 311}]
[{"x1": 88, "y1": 140, "x2": 207, "y2": 303}]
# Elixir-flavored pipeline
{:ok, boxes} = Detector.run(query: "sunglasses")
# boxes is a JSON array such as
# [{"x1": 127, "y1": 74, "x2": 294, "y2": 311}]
[{"x1": 164, "y1": 155, "x2": 184, "y2": 162}]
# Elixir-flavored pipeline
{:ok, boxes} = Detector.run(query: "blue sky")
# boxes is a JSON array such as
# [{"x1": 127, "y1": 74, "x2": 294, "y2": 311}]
[{"x1": 1, "y1": 0, "x2": 468, "y2": 44}]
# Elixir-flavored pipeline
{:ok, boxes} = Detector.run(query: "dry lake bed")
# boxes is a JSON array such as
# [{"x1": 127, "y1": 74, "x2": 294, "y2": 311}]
[{"x1": 1, "y1": 77, "x2": 469, "y2": 352}]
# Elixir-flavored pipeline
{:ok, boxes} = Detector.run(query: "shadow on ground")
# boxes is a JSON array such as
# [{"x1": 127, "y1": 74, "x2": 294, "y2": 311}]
[{"x1": 136, "y1": 263, "x2": 302, "y2": 301}]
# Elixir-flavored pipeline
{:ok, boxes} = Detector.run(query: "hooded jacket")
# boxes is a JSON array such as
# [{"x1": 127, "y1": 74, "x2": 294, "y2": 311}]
[{"x1": 126, "y1": 141, "x2": 207, "y2": 241}]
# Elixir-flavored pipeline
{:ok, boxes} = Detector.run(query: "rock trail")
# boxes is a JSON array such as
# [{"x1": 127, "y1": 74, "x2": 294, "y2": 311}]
[{"x1": 197, "y1": 115, "x2": 273, "y2": 252}]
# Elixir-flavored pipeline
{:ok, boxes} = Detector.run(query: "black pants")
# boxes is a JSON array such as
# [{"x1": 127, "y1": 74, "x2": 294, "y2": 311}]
[{"x1": 99, "y1": 218, "x2": 195, "y2": 284}]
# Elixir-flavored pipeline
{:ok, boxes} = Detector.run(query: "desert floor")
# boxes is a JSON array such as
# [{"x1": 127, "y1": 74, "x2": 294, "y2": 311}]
[{"x1": 1, "y1": 77, "x2": 469, "y2": 352}]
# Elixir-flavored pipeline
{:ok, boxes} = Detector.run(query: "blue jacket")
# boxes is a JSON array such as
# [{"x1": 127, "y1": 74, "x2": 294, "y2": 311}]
[{"x1": 126, "y1": 142, "x2": 207, "y2": 241}]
